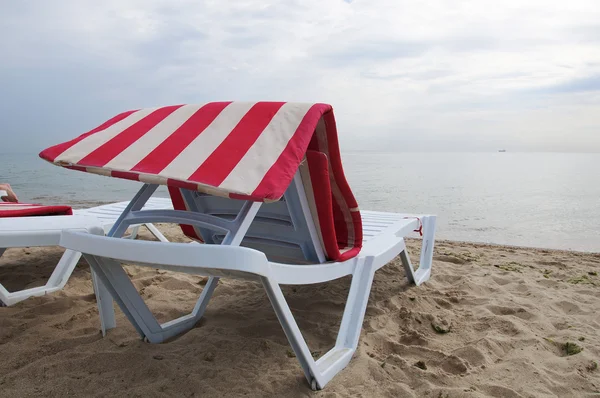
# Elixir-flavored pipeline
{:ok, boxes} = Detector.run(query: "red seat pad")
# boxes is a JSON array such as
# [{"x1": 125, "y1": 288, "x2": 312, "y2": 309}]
[{"x1": 0, "y1": 203, "x2": 73, "y2": 218}]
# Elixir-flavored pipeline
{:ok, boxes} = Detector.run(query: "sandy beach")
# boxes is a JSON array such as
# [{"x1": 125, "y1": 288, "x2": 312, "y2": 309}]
[{"x1": 0, "y1": 224, "x2": 599, "y2": 397}]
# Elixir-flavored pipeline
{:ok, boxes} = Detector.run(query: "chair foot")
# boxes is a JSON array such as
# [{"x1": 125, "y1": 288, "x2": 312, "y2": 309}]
[{"x1": 311, "y1": 378, "x2": 318, "y2": 391}]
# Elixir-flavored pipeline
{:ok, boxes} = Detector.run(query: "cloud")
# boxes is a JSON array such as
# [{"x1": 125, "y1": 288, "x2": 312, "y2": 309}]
[
  {"x1": 531, "y1": 75, "x2": 600, "y2": 94},
  {"x1": 1, "y1": 0, "x2": 600, "y2": 153}
]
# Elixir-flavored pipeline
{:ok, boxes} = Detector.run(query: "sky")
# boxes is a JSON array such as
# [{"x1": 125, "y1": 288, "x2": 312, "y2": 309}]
[{"x1": 1, "y1": 0, "x2": 599, "y2": 153}]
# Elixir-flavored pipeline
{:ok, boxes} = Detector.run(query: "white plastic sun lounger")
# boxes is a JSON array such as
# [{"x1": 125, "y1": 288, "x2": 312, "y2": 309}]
[
  {"x1": 0, "y1": 197, "x2": 173, "y2": 306},
  {"x1": 60, "y1": 175, "x2": 435, "y2": 390},
  {"x1": 40, "y1": 101, "x2": 437, "y2": 389}
]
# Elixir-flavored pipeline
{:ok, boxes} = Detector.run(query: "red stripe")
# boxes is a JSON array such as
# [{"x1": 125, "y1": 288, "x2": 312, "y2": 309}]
[
  {"x1": 187, "y1": 102, "x2": 286, "y2": 186},
  {"x1": 251, "y1": 103, "x2": 331, "y2": 200},
  {"x1": 332, "y1": 194, "x2": 349, "y2": 248},
  {"x1": 337, "y1": 247, "x2": 361, "y2": 262},
  {"x1": 132, "y1": 102, "x2": 232, "y2": 174},
  {"x1": 111, "y1": 170, "x2": 141, "y2": 181},
  {"x1": 167, "y1": 178, "x2": 200, "y2": 192},
  {"x1": 350, "y1": 211, "x2": 362, "y2": 247},
  {"x1": 167, "y1": 186, "x2": 204, "y2": 242},
  {"x1": 318, "y1": 109, "x2": 362, "y2": 250},
  {"x1": 306, "y1": 150, "x2": 340, "y2": 260},
  {"x1": 322, "y1": 110, "x2": 359, "y2": 209},
  {"x1": 308, "y1": 131, "x2": 320, "y2": 152},
  {"x1": 39, "y1": 110, "x2": 138, "y2": 162},
  {"x1": 77, "y1": 105, "x2": 183, "y2": 167}
]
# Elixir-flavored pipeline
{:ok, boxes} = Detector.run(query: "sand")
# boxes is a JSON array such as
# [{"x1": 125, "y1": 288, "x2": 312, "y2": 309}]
[{"x1": 0, "y1": 224, "x2": 599, "y2": 397}]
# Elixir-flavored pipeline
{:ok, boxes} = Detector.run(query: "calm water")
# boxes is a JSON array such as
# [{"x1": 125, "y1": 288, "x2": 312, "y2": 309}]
[{"x1": 2, "y1": 152, "x2": 599, "y2": 252}]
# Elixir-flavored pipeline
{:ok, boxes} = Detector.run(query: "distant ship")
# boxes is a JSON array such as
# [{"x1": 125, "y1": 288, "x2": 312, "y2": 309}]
[{"x1": 498, "y1": 149, "x2": 507, "y2": 152}]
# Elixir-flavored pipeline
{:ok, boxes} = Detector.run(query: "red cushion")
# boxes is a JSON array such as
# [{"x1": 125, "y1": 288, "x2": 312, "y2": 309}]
[{"x1": 0, "y1": 203, "x2": 73, "y2": 218}]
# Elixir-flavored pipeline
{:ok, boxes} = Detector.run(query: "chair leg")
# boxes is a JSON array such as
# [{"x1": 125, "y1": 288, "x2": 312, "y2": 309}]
[
  {"x1": 87, "y1": 254, "x2": 218, "y2": 342},
  {"x1": 46, "y1": 249, "x2": 82, "y2": 289},
  {"x1": 90, "y1": 184, "x2": 158, "y2": 333},
  {"x1": 128, "y1": 225, "x2": 141, "y2": 240},
  {"x1": 261, "y1": 276, "x2": 320, "y2": 388},
  {"x1": 399, "y1": 249, "x2": 416, "y2": 284},
  {"x1": 400, "y1": 216, "x2": 437, "y2": 286},
  {"x1": 122, "y1": 223, "x2": 168, "y2": 243},
  {"x1": 0, "y1": 247, "x2": 5, "y2": 305},
  {"x1": 91, "y1": 267, "x2": 116, "y2": 335},
  {"x1": 0, "y1": 249, "x2": 82, "y2": 306},
  {"x1": 415, "y1": 215, "x2": 436, "y2": 285},
  {"x1": 261, "y1": 257, "x2": 377, "y2": 390},
  {"x1": 334, "y1": 257, "x2": 376, "y2": 350},
  {"x1": 144, "y1": 223, "x2": 169, "y2": 242}
]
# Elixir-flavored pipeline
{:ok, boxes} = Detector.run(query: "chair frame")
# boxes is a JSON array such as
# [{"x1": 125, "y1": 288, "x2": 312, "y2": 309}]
[
  {"x1": 0, "y1": 199, "x2": 171, "y2": 306},
  {"x1": 61, "y1": 172, "x2": 436, "y2": 390}
]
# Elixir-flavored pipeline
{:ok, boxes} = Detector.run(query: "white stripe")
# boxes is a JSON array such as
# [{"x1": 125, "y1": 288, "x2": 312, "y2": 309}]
[
  {"x1": 137, "y1": 172, "x2": 227, "y2": 198},
  {"x1": 54, "y1": 108, "x2": 158, "y2": 164},
  {"x1": 159, "y1": 102, "x2": 256, "y2": 180},
  {"x1": 138, "y1": 173, "x2": 168, "y2": 185},
  {"x1": 104, "y1": 104, "x2": 206, "y2": 171},
  {"x1": 86, "y1": 167, "x2": 112, "y2": 177},
  {"x1": 219, "y1": 102, "x2": 314, "y2": 194}
]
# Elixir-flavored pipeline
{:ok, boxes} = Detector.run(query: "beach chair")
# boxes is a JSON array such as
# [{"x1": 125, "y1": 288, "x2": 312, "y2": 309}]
[
  {"x1": 0, "y1": 197, "x2": 173, "y2": 306},
  {"x1": 40, "y1": 102, "x2": 436, "y2": 389}
]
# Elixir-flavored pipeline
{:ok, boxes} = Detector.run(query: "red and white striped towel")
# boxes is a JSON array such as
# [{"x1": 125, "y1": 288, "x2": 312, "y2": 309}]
[
  {"x1": 40, "y1": 102, "x2": 362, "y2": 261},
  {"x1": 0, "y1": 203, "x2": 73, "y2": 218}
]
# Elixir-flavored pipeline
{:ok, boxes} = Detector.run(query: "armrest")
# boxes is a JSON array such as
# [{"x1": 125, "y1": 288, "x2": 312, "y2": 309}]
[{"x1": 59, "y1": 230, "x2": 270, "y2": 276}]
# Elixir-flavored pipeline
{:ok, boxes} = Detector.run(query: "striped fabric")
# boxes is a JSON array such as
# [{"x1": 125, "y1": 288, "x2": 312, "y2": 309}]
[
  {"x1": 0, "y1": 203, "x2": 73, "y2": 218},
  {"x1": 39, "y1": 102, "x2": 362, "y2": 261}
]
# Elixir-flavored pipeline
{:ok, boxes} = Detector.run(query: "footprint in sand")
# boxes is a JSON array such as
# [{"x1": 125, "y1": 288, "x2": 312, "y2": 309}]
[
  {"x1": 479, "y1": 384, "x2": 524, "y2": 398},
  {"x1": 486, "y1": 305, "x2": 536, "y2": 320},
  {"x1": 536, "y1": 260, "x2": 566, "y2": 268},
  {"x1": 434, "y1": 274, "x2": 463, "y2": 284},
  {"x1": 434, "y1": 255, "x2": 467, "y2": 264},
  {"x1": 491, "y1": 276, "x2": 514, "y2": 286},
  {"x1": 398, "y1": 330, "x2": 429, "y2": 347},
  {"x1": 452, "y1": 345, "x2": 487, "y2": 368},
  {"x1": 553, "y1": 300, "x2": 584, "y2": 315},
  {"x1": 160, "y1": 277, "x2": 200, "y2": 292},
  {"x1": 386, "y1": 342, "x2": 470, "y2": 375}
]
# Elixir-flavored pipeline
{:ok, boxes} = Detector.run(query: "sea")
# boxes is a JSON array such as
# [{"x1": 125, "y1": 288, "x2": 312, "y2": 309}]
[{"x1": 2, "y1": 152, "x2": 599, "y2": 252}]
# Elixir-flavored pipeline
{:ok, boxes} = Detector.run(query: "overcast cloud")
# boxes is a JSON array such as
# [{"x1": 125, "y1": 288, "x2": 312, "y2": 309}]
[{"x1": 1, "y1": 0, "x2": 599, "y2": 153}]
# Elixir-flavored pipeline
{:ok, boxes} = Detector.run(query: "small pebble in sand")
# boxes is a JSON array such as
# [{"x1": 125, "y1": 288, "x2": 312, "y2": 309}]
[
  {"x1": 431, "y1": 318, "x2": 451, "y2": 334},
  {"x1": 197, "y1": 277, "x2": 208, "y2": 286},
  {"x1": 414, "y1": 361, "x2": 427, "y2": 370}
]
